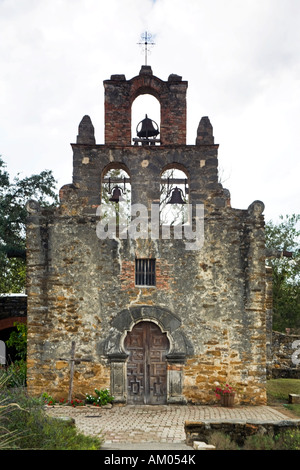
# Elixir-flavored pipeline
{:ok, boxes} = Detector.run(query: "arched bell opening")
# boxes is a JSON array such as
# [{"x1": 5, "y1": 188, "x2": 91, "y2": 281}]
[
  {"x1": 131, "y1": 94, "x2": 161, "y2": 146},
  {"x1": 101, "y1": 164, "x2": 131, "y2": 232},
  {"x1": 160, "y1": 165, "x2": 189, "y2": 226}
]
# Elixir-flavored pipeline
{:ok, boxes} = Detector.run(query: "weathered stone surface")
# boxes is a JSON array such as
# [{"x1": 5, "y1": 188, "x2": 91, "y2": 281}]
[
  {"x1": 271, "y1": 330, "x2": 300, "y2": 378},
  {"x1": 185, "y1": 420, "x2": 300, "y2": 447},
  {"x1": 196, "y1": 116, "x2": 214, "y2": 145},
  {"x1": 193, "y1": 441, "x2": 216, "y2": 450},
  {"x1": 25, "y1": 67, "x2": 269, "y2": 405},
  {"x1": 76, "y1": 115, "x2": 95, "y2": 145}
]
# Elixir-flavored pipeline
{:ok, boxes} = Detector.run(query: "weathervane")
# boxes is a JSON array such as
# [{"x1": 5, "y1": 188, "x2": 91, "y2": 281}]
[{"x1": 137, "y1": 31, "x2": 155, "y2": 66}]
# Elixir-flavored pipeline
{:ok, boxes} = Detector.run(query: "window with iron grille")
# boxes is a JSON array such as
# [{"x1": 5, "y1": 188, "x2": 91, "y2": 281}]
[{"x1": 135, "y1": 259, "x2": 156, "y2": 286}]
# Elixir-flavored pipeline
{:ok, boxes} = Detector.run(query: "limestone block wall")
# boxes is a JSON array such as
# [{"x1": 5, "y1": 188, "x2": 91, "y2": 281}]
[
  {"x1": 26, "y1": 142, "x2": 267, "y2": 404},
  {"x1": 271, "y1": 331, "x2": 300, "y2": 378},
  {"x1": 25, "y1": 66, "x2": 268, "y2": 404}
]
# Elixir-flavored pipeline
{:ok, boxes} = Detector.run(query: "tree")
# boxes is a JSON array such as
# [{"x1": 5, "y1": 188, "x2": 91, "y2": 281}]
[
  {"x1": 265, "y1": 214, "x2": 300, "y2": 332},
  {"x1": 6, "y1": 322, "x2": 27, "y2": 362},
  {"x1": 0, "y1": 157, "x2": 58, "y2": 293}
]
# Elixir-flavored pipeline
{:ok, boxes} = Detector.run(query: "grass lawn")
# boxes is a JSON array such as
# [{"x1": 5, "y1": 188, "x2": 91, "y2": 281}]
[{"x1": 267, "y1": 378, "x2": 300, "y2": 417}]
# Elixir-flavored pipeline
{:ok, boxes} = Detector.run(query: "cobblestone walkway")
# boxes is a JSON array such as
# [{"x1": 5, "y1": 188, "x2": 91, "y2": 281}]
[{"x1": 46, "y1": 404, "x2": 294, "y2": 448}]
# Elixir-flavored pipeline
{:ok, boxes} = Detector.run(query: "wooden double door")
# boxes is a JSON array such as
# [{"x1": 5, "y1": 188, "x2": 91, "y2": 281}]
[{"x1": 124, "y1": 321, "x2": 169, "y2": 405}]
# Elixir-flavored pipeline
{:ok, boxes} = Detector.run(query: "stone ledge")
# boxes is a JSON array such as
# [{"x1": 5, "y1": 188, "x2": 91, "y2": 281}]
[
  {"x1": 185, "y1": 419, "x2": 300, "y2": 447},
  {"x1": 193, "y1": 441, "x2": 216, "y2": 450},
  {"x1": 271, "y1": 368, "x2": 300, "y2": 379},
  {"x1": 289, "y1": 394, "x2": 300, "y2": 404}
]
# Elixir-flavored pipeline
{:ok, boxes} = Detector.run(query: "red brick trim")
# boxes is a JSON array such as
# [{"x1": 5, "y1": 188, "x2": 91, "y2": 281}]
[{"x1": 0, "y1": 317, "x2": 27, "y2": 331}]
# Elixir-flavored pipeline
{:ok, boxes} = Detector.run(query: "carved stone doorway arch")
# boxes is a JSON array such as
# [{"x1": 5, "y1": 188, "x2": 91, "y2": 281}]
[{"x1": 104, "y1": 305, "x2": 193, "y2": 404}]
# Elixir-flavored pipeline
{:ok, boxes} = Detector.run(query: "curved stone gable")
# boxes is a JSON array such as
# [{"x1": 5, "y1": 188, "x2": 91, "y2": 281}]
[{"x1": 104, "y1": 305, "x2": 194, "y2": 359}]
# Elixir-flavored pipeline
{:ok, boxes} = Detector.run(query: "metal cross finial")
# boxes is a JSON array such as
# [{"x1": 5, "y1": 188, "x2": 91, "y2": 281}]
[{"x1": 138, "y1": 31, "x2": 155, "y2": 66}]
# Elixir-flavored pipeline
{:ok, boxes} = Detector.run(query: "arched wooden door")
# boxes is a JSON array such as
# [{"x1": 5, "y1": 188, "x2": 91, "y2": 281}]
[{"x1": 124, "y1": 321, "x2": 169, "y2": 405}]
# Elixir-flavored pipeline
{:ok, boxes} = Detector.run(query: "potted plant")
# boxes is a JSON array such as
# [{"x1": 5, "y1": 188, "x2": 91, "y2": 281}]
[{"x1": 215, "y1": 383, "x2": 236, "y2": 407}]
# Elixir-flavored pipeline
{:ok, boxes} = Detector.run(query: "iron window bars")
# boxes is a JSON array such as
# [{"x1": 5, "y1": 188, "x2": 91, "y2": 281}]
[{"x1": 135, "y1": 259, "x2": 156, "y2": 286}]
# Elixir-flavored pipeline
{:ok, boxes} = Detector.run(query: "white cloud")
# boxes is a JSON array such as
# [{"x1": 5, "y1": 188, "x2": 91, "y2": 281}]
[{"x1": 0, "y1": 0, "x2": 299, "y2": 222}]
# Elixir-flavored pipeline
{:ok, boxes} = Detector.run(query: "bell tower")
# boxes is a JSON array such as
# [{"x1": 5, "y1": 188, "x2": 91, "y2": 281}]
[
  {"x1": 26, "y1": 61, "x2": 268, "y2": 407},
  {"x1": 104, "y1": 65, "x2": 188, "y2": 146}
]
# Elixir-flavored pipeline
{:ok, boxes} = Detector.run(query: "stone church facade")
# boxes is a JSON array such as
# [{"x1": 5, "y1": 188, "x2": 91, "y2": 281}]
[{"x1": 26, "y1": 66, "x2": 268, "y2": 405}]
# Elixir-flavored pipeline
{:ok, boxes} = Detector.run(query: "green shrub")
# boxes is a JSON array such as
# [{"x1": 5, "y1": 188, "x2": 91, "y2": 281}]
[
  {"x1": 209, "y1": 431, "x2": 239, "y2": 450},
  {"x1": 1, "y1": 360, "x2": 27, "y2": 388},
  {"x1": 274, "y1": 429, "x2": 300, "y2": 450},
  {"x1": 0, "y1": 374, "x2": 24, "y2": 449},
  {"x1": 212, "y1": 429, "x2": 300, "y2": 450},
  {"x1": 41, "y1": 387, "x2": 114, "y2": 407},
  {"x1": 6, "y1": 323, "x2": 27, "y2": 362},
  {"x1": 2, "y1": 385, "x2": 103, "y2": 450},
  {"x1": 85, "y1": 388, "x2": 114, "y2": 406},
  {"x1": 243, "y1": 433, "x2": 276, "y2": 450}
]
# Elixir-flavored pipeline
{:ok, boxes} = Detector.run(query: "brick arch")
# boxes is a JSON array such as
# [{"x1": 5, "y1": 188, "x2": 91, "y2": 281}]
[
  {"x1": 0, "y1": 316, "x2": 26, "y2": 332},
  {"x1": 129, "y1": 75, "x2": 165, "y2": 104},
  {"x1": 128, "y1": 76, "x2": 167, "y2": 147},
  {"x1": 104, "y1": 68, "x2": 187, "y2": 146}
]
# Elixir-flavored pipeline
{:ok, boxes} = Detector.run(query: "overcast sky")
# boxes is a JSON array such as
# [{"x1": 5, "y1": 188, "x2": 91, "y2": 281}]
[{"x1": 0, "y1": 0, "x2": 299, "y2": 223}]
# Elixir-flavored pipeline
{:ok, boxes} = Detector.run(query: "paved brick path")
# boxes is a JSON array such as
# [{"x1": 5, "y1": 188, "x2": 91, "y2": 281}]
[{"x1": 46, "y1": 404, "x2": 293, "y2": 448}]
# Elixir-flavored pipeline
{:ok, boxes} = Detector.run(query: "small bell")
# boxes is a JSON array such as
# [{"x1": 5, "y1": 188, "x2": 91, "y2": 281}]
[
  {"x1": 167, "y1": 187, "x2": 186, "y2": 204},
  {"x1": 109, "y1": 186, "x2": 123, "y2": 203}
]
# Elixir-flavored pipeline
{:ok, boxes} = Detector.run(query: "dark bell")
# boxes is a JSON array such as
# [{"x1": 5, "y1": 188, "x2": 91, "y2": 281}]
[
  {"x1": 109, "y1": 186, "x2": 123, "y2": 203},
  {"x1": 137, "y1": 114, "x2": 159, "y2": 138},
  {"x1": 167, "y1": 187, "x2": 186, "y2": 204}
]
